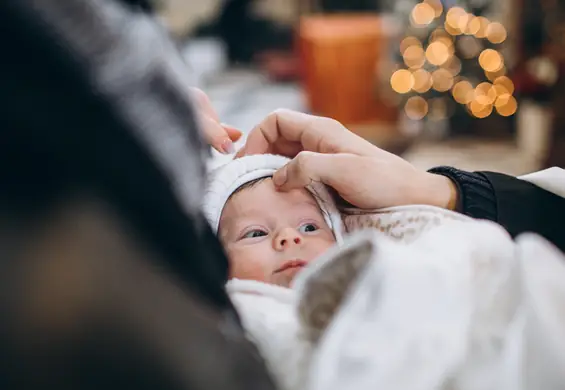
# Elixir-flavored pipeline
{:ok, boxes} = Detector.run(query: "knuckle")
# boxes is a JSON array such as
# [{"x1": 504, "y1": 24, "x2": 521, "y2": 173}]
[
  {"x1": 265, "y1": 110, "x2": 280, "y2": 124},
  {"x1": 272, "y1": 108, "x2": 291, "y2": 116},
  {"x1": 267, "y1": 109, "x2": 288, "y2": 126},
  {"x1": 295, "y1": 151, "x2": 314, "y2": 168},
  {"x1": 320, "y1": 116, "x2": 343, "y2": 129}
]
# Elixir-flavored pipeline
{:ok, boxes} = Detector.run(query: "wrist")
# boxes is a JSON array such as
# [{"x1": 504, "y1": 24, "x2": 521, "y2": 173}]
[{"x1": 422, "y1": 172, "x2": 459, "y2": 210}]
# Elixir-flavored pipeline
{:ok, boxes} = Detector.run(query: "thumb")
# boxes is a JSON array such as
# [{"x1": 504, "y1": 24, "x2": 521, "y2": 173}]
[{"x1": 273, "y1": 151, "x2": 332, "y2": 191}]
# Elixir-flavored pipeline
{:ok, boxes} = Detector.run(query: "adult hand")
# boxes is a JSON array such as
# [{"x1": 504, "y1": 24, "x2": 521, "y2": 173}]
[
  {"x1": 191, "y1": 87, "x2": 242, "y2": 154},
  {"x1": 237, "y1": 109, "x2": 457, "y2": 210}
]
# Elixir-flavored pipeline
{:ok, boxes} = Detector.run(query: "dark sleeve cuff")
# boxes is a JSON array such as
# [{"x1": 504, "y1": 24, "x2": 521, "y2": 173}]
[
  {"x1": 427, "y1": 166, "x2": 497, "y2": 221},
  {"x1": 479, "y1": 171, "x2": 565, "y2": 247}
]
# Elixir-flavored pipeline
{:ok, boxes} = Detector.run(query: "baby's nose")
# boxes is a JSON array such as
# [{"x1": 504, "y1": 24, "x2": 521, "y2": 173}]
[{"x1": 275, "y1": 228, "x2": 302, "y2": 250}]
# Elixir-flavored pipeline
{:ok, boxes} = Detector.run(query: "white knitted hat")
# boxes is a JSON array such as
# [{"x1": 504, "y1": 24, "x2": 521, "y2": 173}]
[{"x1": 204, "y1": 154, "x2": 344, "y2": 244}]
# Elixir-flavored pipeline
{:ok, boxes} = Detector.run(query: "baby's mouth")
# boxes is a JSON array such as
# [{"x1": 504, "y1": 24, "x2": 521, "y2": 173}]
[{"x1": 273, "y1": 259, "x2": 307, "y2": 274}]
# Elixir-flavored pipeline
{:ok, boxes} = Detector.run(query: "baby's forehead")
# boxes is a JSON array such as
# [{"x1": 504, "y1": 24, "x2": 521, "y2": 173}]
[
  {"x1": 232, "y1": 178, "x2": 315, "y2": 203},
  {"x1": 221, "y1": 179, "x2": 320, "y2": 219}
]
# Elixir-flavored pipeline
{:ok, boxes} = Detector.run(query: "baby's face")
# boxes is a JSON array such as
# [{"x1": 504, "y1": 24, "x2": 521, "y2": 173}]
[{"x1": 219, "y1": 178, "x2": 336, "y2": 288}]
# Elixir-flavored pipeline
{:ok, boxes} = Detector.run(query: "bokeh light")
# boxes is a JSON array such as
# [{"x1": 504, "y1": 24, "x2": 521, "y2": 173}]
[
  {"x1": 493, "y1": 76, "x2": 515, "y2": 95},
  {"x1": 495, "y1": 94, "x2": 518, "y2": 116},
  {"x1": 411, "y1": 3, "x2": 436, "y2": 27},
  {"x1": 430, "y1": 29, "x2": 454, "y2": 48},
  {"x1": 486, "y1": 22, "x2": 507, "y2": 44},
  {"x1": 452, "y1": 80, "x2": 474, "y2": 104},
  {"x1": 467, "y1": 16, "x2": 489, "y2": 38},
  {"x1": 469, "y1": 99, "x2": 493, "y2": 118},
  {"x1": 479, "y1": 49, "x2": 504, "y2": 72},
  {"x1": 424, "y1": 0, "x2": 444, "y2": 18},
  {"x1": 403, "y1": 45, "x2": 426, "y2": 68},
  {"x1": 466, "y1": 16, "x2": 481, "y2": 35},
  {"x1": 400, "y1": 36, "x2": 422, "y2": 54},
  {"x1": 390, "y1": 69, "x2": 415, "y2": 93},
  {"x1": 432, "y1": 68, "x2": 454, "y2": 92},
  {"x1": 394, "y1": 5, "x2": 513, "y2": 120},
  {"x1": 442, "y1": 56, "x2": 462, "y2": 76},
  {"x1": 526, "y1": 57, "x2": 559, "y2": 85},
  {"x1": 493, "y1": 84, "x2": 510, "y2": 97},
  {"x1": 446, "y1": 7, "x2": 469, "y2": 32},
  {"x1": 405, "y1": 96, "x2": 429, "y2": 120},
  {"x1": 412, "y1": 69, "x2": 433, "y2": 93},
  {"x1": 444, "y1": 20, "x2": 462, "y2": 36},
  {"x1": 485, "y1": 66, "x2": 507, "y2": 81},
  {"x1": 426, "y1": 41, "x2": 451, "y2": 66},
  {"x1": 430, "y1": 34, "x2": 455, "y2": 53},
  {"x1": 474, "y1": 82, "x2": 497, "y2": 105}
]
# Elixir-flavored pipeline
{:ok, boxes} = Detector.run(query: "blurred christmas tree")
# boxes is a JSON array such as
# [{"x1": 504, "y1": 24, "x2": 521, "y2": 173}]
[{"x1": 387, "y1": 0, "x2": 517, "y2": 134}]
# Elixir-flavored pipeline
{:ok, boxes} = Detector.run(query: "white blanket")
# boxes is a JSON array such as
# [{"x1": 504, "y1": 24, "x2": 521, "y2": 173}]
[
  {"x1": 519, "y1": 167, "x2": 565, "y2": 198},
  {"x1": 309, "y1": 223, "x2": 565, "y2": 390}
]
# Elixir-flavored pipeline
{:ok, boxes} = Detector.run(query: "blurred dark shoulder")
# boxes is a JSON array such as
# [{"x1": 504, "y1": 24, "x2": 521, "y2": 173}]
[{"x1": 0, "y1": 1, "x2": 275, "y2": 388}]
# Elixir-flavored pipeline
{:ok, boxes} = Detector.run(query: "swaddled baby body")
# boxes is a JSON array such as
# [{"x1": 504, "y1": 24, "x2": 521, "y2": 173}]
[{"x1": 205, "y1": 156, "x2": 565, "y2": 390}]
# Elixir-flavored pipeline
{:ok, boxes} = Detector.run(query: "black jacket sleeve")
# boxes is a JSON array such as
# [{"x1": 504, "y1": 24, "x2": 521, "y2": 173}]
[{"x1": 428, "y1": 166, "x2": 565, "y2": 252}]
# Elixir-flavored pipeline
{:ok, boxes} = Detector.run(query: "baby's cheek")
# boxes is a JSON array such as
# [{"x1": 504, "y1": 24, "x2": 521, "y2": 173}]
[
  {"x1": 227, "y1": 248, "x2": 270, "y2": 282},
  {"x1": 314, "y1": 236, "x2": 337, "y2": 256}
]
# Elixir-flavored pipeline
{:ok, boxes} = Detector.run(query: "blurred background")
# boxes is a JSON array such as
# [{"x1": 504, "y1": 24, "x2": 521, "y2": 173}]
[{"x1": 157, "y1": 0, "x2": 564, "y2": 174}]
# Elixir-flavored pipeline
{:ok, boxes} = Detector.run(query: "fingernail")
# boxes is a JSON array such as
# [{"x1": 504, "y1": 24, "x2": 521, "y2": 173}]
[
  {"x1": 273, "y1": 168, "x2": 287, "y2": 187},
  {"x1": 221, "y1": 139, "x2": 235, "y2": 154}
]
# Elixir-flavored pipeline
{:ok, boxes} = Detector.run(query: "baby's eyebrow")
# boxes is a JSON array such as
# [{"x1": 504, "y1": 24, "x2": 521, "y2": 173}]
[
  {"x1": 218, "y1": 215, "x2": 257, "y2": 241},
  {"x1": 298, "y1": 199, "x2": 324, "y2": 213},
  {"x1": 307, "y1": 200, "x2": 322, "y2": 209}
]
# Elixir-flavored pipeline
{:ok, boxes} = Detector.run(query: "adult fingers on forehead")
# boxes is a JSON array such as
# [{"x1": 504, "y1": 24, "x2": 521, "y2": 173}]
[
  {"x1": 272, "y1": 151, "x2": 331, "y2": 190},
  {"x1": 273, "y1": 152, "x2": 373, "y2": 207}
]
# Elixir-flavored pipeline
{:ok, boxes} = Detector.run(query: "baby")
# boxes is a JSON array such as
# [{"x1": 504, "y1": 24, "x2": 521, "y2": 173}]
[{"x1": 204, "y1": 154, "x2": 344, "y2": 288}]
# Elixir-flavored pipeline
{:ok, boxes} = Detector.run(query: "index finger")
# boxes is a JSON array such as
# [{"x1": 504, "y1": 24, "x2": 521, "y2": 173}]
[
  {"x1": 236, "y1": 109, "x2": 343, "y2": 158},
  {"x1": 190, "y1": 87, "x2": 220, "y2": 122}
]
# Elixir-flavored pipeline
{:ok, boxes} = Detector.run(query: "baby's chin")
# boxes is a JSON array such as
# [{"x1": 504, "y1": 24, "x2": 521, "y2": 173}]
[{"x1": 270, "y1": 266, "x2": 306, "y2": 288}]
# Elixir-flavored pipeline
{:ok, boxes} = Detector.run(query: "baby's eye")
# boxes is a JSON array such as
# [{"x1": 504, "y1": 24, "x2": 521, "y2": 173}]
[
  {"x1": 298, "y1": 223, "x2": 319, "y2": 233},
  {"x1": 242, "y1": 229, "x2": 268, "y2": 239}
]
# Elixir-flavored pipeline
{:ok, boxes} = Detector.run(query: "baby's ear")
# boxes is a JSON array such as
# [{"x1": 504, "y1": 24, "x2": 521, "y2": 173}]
[{"x1": 292, "y1": 232, "x2": 377, "y2": 342}]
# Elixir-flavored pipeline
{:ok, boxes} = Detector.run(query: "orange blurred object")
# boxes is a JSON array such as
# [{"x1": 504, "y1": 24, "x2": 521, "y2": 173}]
[{"x1": 299, "y1": 15, "x2": 397, "y2": 125}]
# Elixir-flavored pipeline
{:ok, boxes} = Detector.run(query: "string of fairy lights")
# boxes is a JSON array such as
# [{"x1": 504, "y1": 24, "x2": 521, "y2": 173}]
[{"x1": 390, "y1": 0, "x2": 517, "y2": 121}]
